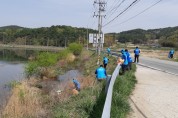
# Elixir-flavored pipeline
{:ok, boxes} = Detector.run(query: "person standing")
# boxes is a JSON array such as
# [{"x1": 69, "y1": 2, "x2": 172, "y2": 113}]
[
  {"x1": 125, "y1": 49, "x2": 133, "y2": 70},
  {"x1": 134, "y1": 47, "x2": 140, "y2": 63},
  {"x1": 95, "y1": 65, "x2": 107, "y2": 81},
  {"x1": 169, "y1": 49, "x2": 174, "y2": 59},
  {"x1": 103, "y1": 56, "x2": 109, "y2": 69},
  {"x1": 121, "y1": 49, "x2": 128, "y2": 74}
]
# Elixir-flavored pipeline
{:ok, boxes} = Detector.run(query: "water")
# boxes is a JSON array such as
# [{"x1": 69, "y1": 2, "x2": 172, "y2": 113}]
[
  {"x1": 0, "y1": 48, "x2": 41, "y2": 109},
  {"x1": 58, "y1": 70, "x2": 81, "y2": 82}
]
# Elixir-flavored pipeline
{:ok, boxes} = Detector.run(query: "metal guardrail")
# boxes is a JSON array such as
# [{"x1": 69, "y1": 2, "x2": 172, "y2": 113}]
[{"x1": 102, "y1": 64, "x2": 121, "y2": 118}]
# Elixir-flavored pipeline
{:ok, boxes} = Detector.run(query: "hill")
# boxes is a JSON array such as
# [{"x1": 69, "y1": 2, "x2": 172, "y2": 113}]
[
  {"x1": 115, "y1": 26, "x2": 178, "y2": 47},
  {"x1": 0, "y1": 25, "x2": 24, "y2": 30},
  {"x1": 0, "y1": 25, "x2": 97, "y2": 47}
]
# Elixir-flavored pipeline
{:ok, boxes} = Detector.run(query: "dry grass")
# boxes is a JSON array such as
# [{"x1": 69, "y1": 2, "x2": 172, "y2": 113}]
[
  {"x1": 2, "y1": 78, "x2": 48, "y2": 118},
  {"x1": 1, "y1": 49, "x2": 115, "y2": 118},
  {"x1": 140, "y1": 49, "x2": 178, "y2": 60}
]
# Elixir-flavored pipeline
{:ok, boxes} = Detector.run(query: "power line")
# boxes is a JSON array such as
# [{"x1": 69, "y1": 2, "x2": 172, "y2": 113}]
[
  {"x1": 106, "y1": 0, "x2": 121, "y2": 15},
  {"x1": 118, "y1": 0, "x2": 163, "y2": 25},
  {"x1": 103, "y1": 0, "x2": 140, "y2": 27},
  {"x1": 106, "y1": 0, "x2": 126, "y2": 17}
]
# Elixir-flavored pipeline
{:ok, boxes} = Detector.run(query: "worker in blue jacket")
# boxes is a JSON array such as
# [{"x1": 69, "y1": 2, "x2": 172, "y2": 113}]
[
  {"x1": 107, "y1": 48, "x2": 111, "y2": 56},
  {"x1": 73, "y1": 78, "x2": 80, "y2": 91},
  {"x1": 169, "y1": 49, "x2": 174, "y2": 58},
  {"x1": 134, "y1": 47, "x2": 140, "y2": 63},
  {"x1": 121, "y1": 49, "x2": 128, "y2": 74},
  {"x1": 103, "y1": 56, "x2": 109, "y2": 69},
  {"x1": 95, "y1": 65, "x2": 107, "y2": 81},
  {"x1": 125, "y1": 49, "x2": 133, "y2": 70}
]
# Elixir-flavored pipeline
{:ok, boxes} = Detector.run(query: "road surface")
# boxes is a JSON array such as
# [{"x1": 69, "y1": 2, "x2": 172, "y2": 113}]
[
  {"x1": 139, "y1": 57, "x2": 178, "y2": 75},
  {"x1": 128, "y1": 56, "x2": 178, "y2": 118}
]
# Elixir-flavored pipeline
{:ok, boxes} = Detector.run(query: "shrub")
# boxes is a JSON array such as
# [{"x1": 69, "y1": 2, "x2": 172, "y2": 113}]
[
  {"x1": 25, "y1": 52, "x2": 58, "y2": 77},
  {"x1": 37, "y1": 52, "x2": 58, "y2": 67},
  {"x1": 58, "y1": 49, "x2": 71, "y2": 59},
  {"x1": 68, "y1": 43, "x2": 83, "y2": 56},
  {"x1": 25, "y1": 61, "x2": 38, "y2": 77}
]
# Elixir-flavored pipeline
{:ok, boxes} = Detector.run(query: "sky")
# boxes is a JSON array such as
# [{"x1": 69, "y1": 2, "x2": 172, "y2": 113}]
[{"x1": 0, "y1": 0, "x2": 178, "y2": 33}]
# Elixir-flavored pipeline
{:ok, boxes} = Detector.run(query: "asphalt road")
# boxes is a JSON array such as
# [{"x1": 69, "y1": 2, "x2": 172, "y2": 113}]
[
  {"x1": 111, "y1": 50, "x2": 178, "y2": 75},
  {"x1": 139, "y1": 57, "x2": 178, "y2": 75}
]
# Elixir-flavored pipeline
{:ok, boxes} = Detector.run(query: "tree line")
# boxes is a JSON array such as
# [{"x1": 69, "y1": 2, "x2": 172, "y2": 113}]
[
  {"x1": 0, "y1": 25, "x2": 97, "y2": 47},
  {"x1": 1, "y1": 25, "x2": 178, "y2": 48},
  {"x1": 116, "y1": 26, "x2": 178, "y2": 48}
]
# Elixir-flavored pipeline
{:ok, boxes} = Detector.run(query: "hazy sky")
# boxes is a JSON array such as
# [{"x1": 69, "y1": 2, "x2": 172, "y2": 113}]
[{"x1": 0, "y1": 0, "x2": 178, "y2": 33}]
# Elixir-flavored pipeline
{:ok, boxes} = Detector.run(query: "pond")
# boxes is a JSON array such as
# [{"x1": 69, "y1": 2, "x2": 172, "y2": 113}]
[
  {"x1": 0, "y1": 48, "x2": 82, "y2": 113},
  {"x1": 0, "y1": 48, "x2": 42, "y2": 109}
]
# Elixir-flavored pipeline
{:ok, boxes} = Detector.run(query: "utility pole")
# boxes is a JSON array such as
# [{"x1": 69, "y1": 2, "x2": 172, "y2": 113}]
[
  {"x1": 87, "y1": 27, "x2": 89, "y2": 50},
  {"x1": 93, "y1": 0, "x2": 106, "y2": 64}
]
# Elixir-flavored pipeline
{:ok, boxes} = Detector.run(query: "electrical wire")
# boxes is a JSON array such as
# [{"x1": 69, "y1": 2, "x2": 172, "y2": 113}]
[
  {"x1": 118, "y1": 0, "x2": 163, "y2": 25},
  {"x1": 106, "y1": 0, "x2": 121, "y2": 15},
  {"x1": 106, "y1": 0, "x2": 126, "y2": 17},
  {"x1": 103, "y1": 0, "x2": 140, "y2": 27}
]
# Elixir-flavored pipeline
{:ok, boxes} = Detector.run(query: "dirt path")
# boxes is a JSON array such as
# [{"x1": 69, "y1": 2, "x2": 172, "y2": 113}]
[{"x1": 128, "y1": 65, "x2": 178, "y2": 118}]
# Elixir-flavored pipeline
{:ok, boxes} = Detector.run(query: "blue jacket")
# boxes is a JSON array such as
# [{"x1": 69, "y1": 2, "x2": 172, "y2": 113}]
[
  {"x1": 126, "y1": 52, "x2": 132, "y2": 63},
  {"x1": 170, "y1": 50, "x2": 174, "y2": 55},
  {"x1": 73, "y1": 79, "x2": 80, "y2": 89},
  {"x1": 107, "y1": 48, "x2": 110, "y2": 53},
  {"x1": 103, "y1": 57, "x2": 109, "y2": 64},
  {"x1": 122, "y1": 52, "x2": 128, "y2": 65},
  {"x1": 134, "y1": 48, "x2": 140, "y2": 55},
  {"x1": 95, "y1": 67, "x2": 107, "y2": 79}
]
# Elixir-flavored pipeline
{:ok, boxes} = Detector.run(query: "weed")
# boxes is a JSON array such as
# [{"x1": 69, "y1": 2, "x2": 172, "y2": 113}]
[
  {"x1": 18, "y1": 89, "x2": 25, "y2": 104},
  {"x1": 7, "y1": 80, "x2": 21, "y2": 88},
  {"x1": 111, "y1": 64, "x2": 137, "y2": 118}
]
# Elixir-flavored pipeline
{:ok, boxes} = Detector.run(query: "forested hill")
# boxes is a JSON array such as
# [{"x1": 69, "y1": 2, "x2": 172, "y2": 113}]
[
  {"x1": 116, "y1": 26, "x2": 178, "y2": 47},
  {"x1": 0, "y1": 25, "x2": 97, "y2": 47},
  {"x1": 0, "y1": 25, "x2": 24, "y2": 30}
]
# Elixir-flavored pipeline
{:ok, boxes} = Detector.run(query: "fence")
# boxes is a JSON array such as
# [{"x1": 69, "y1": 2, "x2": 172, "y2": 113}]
[{"x1": 102, "y1": 64, "x2": 121, "y2": 118}]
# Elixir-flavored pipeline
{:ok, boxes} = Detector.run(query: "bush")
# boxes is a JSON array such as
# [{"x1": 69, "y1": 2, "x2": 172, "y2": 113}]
[
  {"x1": 25, "y1": 52, "x2": 58, "y2": 77},
  {"x1": 68, "y1": 43, "x2": 83, "y2": 56},
  {"x1": 37, "y1": 52, "x2": 58, "y2": 67},
  {"x1": 57, "y1": 49, "x2": 71, "y2": 59},
  {"x1": 25, "y1": 61, "x2": 38, "y2": 77}
]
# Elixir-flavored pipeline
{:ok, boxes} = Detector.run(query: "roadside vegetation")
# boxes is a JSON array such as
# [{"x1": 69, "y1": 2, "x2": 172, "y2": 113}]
[
  {"x1": 52, "y1": 52, "x2": 116, "y2": 118},
  {"x1": 1, "y1": 43, "x2": 118, "y2": 118},
  {"x1": 111, "y1": 64, "x2": 137, "y2": 118}
]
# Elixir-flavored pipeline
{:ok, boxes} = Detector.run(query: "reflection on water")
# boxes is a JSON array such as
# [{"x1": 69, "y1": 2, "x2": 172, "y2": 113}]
[{"x1": 0, "y1": 48, "x2": 45, "y2": 110}]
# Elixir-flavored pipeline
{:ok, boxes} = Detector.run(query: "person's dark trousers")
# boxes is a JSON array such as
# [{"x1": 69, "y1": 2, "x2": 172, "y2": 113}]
[
  {"x1": 104, "y1": 63, "x2": 107, "y2": 69},
  {"x1": 170, "y1": 54, "x2": 173, "y2": 58},
  {"x1": 128, "y1": 62, "x2": 132, "y2": 70},
  {"x1": 121, "y1": 64, "x2": 127, "y2": 74},
  {"x1": 134, "y1": 55, "x2": 139, "y2": 63}
]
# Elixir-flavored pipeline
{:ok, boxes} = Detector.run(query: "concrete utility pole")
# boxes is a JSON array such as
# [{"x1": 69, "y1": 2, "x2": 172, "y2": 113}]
[{"x1": 93, "y1": 0, "x2": 106, "y2": 64}]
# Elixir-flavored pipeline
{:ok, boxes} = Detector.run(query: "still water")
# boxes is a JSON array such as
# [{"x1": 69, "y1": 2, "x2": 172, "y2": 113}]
[{"x1": 0, "y1": 48, "x2": 40, "y2": 108}]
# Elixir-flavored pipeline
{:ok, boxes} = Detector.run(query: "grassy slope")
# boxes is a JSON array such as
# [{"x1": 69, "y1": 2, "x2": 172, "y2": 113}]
[
  {"x1": 52, "y1": 51, "x2": 117, "y2": 118},
  {"x1": 111, "y1": 64, "x2": 137, "y2": 118}
]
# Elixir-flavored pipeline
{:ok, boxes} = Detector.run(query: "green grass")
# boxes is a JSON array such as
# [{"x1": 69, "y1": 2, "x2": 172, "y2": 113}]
[
  {"x1": 111, "y1": 64, "x2": 137, "y2": 118},
  {"x1": 52, "y1": 51, "x2": 136, "y2": 118},
  {"x1": 52, "y1": 82, "x2": 106, "y2": 118},
  {"x1": 52, "y1": 51, "x2": 117, "y2": 118}
]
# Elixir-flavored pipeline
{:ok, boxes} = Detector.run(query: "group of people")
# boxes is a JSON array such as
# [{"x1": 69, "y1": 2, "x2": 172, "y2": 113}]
[
  {"x1": 95, "y1": 56, "x2": 109, "y2": 81},
  {"x1": 73, "y1": 47, "x2": 175, "y2": 91},
  {"x1": 120, "y1": 47, "x2": 141, "y2": 74},
  {"x1": 95, "y1": 47, "x2": 141, "y2": 81}
]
